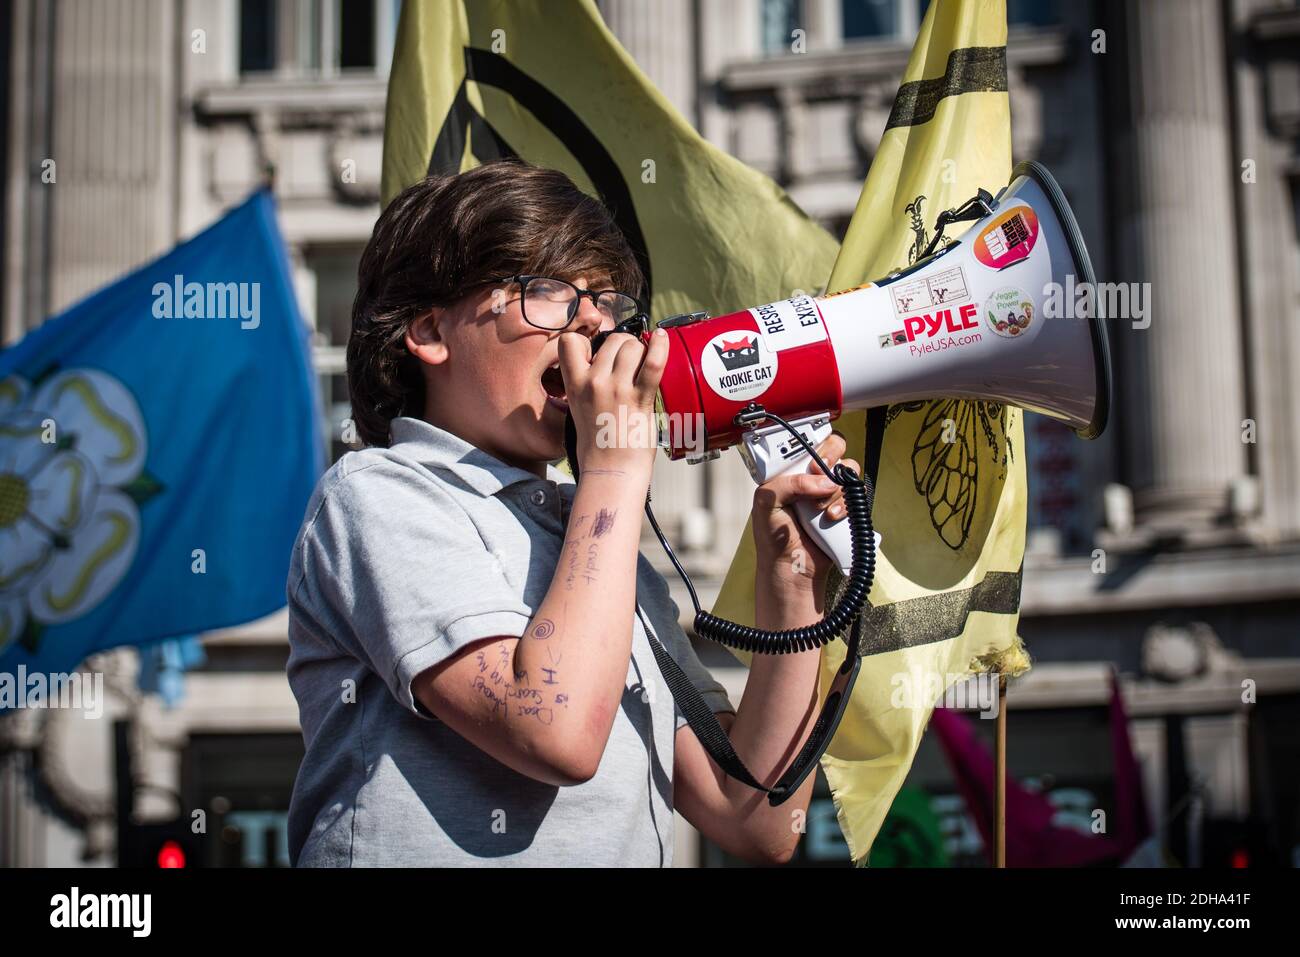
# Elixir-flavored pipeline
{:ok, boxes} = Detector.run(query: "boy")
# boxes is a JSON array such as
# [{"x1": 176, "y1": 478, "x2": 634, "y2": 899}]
[{"x1": 285, "y1": 160, "x2": 858, "y2": 866}]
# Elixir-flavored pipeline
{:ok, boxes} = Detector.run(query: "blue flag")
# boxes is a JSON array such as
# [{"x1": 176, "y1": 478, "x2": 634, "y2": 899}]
[{"x1": 0, "y1": 190, "x2": 322, "y2": 689}]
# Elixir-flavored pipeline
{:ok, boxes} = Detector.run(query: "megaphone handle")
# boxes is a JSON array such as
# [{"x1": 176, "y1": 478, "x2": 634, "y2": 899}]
[
  {"x1": 791, "y1": 495, "x2": 865, "y2": 579},
  {"x1": 738, "y1": 415, "x2": 879, "y2": 578}
]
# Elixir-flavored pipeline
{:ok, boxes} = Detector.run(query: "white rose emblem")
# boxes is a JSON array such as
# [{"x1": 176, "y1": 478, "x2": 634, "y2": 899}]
[{"x1": 0, "y1": 369, "x2": 153, "y2": 654}]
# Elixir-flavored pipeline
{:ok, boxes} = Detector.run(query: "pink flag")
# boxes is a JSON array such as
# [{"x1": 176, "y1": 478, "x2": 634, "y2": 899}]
[{"x1": 929, "y1": 670, "x2": 1152, "y2": 866}]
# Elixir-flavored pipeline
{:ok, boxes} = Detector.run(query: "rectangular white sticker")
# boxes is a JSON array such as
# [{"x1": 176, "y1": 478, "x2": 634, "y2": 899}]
[
  {"x1": 889, "y1": 265, "x2": 970, "y2": 317},
  {"x1": 748, "y1": 294, "x2": 828, "y2": 351}
]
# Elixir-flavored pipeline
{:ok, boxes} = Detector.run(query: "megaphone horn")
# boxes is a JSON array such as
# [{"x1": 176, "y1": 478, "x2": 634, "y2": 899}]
[{"x1": 654, "y1": 160, "x2": 1113, "y2": 575}]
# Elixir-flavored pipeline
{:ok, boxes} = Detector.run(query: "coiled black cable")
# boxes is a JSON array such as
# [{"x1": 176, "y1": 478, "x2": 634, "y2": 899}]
[{"x1": 658, "y1": 408, "x2": 876, "y2": 654}]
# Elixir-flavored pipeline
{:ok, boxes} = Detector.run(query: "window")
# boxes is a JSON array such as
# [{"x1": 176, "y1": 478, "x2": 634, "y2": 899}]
[
  {"x1": 1007, "y1": 0, "x2": 1058, "y2": 28},
  {"x1": 239, "y1": 0, "x2": 277, "y2": 74},
  {"x1": 915, "y1": 0, "x2": 1060, "y2": 28},
  {"x1": 238, "y1": 0, "x2": 401, "y2": 77},
  {"x1": 766, "y1": 0, "x2": 1060, "y2": 53},
  {"x1": 339, "y1": 0, "x2": 377, "y2": 70},
  {"x1": 304, "y1": 245, "x2": 364, "y2": 464},
  {"x1": 761, "y1": 0, "x2": 802, "y2": 54},
  {"x1": 841, "y1": 0, "x2": 902, "y2": 41}
]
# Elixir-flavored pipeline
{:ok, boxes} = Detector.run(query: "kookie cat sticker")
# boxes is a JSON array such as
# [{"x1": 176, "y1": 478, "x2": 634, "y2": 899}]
[{"x1": 700, "y1": 329, "x2": 778, "y2": 403}]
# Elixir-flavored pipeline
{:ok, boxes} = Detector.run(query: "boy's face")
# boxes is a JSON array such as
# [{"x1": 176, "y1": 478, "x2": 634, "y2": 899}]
[{"x1": 411, "y1": 275, "x2": 618, "y2": 472}]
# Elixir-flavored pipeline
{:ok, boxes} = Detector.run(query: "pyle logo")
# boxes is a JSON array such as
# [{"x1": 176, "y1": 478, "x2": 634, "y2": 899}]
[
  {"x1": 713, "y1": 336, "x2": 760, "y2": 371},
  {"x1": 901, "y1": 303, "x2": 979, "y2": 341}
]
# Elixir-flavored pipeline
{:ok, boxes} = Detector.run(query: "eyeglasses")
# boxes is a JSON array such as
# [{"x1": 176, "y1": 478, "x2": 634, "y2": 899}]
[{"x1": 487, "y1": 275, "x2": 646, "y2": 331}]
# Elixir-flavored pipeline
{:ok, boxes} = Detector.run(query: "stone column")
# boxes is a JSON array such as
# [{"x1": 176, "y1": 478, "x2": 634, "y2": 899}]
[
  {"x1": 1232, "y1": 0, "x2": 1300, "y2": 539},
  {"x1": 803, "y1": 0, "x2": 843, "y2": 50},
  {"x1": 48, "y1": 0, "x2": 177, "y2": 311},
  {"x1": 598, "y1": 0, "x2": 698, "y2": 125},
  {"x1": 1108, "y1": 0, "x2": 1249, "y2": 534},
  {"x1": 3, "y1": 0, "x2": 56, "y2": 341},
  {"x1": 597, "y1": 0, "x2": 711, "y2": 558}
]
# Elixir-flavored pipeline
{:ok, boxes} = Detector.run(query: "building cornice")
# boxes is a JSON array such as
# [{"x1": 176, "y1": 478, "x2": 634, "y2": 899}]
[
  {"x1": 1021, "y1": 542, "x2": 1300, "y2": 617},
  {"x1": 193, "y1": 77, "x2": 388, "y2": 124},
  {"x1": 717, "y1": 25, "x2": 1069, "y2": 96}
]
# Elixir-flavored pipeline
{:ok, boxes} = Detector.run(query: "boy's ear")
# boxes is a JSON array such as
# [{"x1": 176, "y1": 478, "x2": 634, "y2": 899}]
[{"x1": 405, "y1": 308, "x2": 450, "y2": 367}]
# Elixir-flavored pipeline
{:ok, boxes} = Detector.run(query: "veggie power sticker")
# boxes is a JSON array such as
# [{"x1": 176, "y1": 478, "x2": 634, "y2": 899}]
[
  {"x1": 984, "y1": 286, "x2": 1035, "y2": 338},
  {"x1": 699, "y1": 329, "x2": 777, "y2": 402},
  {"x1": 973, "y1": 205, "x2": 1039, "y2": 270}
]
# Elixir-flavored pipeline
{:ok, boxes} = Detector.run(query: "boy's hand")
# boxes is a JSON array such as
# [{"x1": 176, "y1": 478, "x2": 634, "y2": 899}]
[
  {"x1": 559, "y1": 328, "x2": 669, "y2": 477},
  {"x1": 751, "y1": 432, "x2": 859, "y2": 594}
]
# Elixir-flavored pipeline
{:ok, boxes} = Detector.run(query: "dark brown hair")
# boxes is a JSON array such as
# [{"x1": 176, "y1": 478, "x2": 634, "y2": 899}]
[{"x1": 347, "y1": 159, "x2": 645, "y2": 447}]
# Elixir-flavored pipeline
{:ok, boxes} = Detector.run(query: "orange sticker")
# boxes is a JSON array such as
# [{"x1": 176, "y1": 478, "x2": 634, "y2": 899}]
[{"x1": 974, "y1": 205, "x2": 1039, "y2": 270}]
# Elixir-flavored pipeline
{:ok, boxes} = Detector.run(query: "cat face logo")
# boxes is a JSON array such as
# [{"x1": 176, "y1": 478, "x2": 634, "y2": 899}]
[
  {"x1": 700, "y1": 329, "x2": 778, "y2": 402},
  {"x1": 714, "y1": 336, "x2": 760, "y2": 371}
]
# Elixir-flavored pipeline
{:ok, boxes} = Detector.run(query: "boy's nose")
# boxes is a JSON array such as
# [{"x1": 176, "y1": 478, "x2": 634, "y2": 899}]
[{"x1": 569, "y1": 297, "x2": 609, "y2": 337}]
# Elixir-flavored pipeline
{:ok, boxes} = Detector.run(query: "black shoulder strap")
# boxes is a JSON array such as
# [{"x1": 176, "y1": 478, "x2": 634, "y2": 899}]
[{"x1": 636, "y1": 605, "x2": 864, "y2": 806}]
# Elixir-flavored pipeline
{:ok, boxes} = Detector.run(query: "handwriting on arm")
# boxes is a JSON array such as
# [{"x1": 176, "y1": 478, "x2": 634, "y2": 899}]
[{"x1": 469, "y1": 639, "x2": 564, "y2": 726}]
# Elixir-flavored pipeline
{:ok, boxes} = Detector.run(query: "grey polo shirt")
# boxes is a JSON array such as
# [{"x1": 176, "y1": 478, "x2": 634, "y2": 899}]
[{"x1": 285, "y1": 415, "x2": 735, "y2": 867}]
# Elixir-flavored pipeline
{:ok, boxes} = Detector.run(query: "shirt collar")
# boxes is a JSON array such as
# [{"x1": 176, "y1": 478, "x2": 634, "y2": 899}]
[{"x1": 388, "y1": 416, "x2": 576, "y2": 500}]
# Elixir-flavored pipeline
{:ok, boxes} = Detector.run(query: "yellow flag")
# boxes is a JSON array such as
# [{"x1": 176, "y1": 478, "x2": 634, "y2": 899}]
[
  {"x1": 711, "y1": 0, "x2": 1030, "y2": 864},
  {"x1": 381, "y1": 0, "x2": 838, "y2": 325},
  {"x1": 384, "y1": 0, "x2": 1029, "y2": 866}
]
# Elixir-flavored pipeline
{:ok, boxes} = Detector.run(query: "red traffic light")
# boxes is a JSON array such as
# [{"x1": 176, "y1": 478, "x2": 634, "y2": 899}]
[{"x1": 156, "y1": 839, "x2": 187, "y2": 868}]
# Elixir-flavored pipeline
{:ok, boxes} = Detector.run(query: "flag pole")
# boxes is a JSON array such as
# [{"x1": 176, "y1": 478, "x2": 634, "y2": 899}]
[{"x1": 994, "y1": 673, "x2": 1008, "y2": 867}]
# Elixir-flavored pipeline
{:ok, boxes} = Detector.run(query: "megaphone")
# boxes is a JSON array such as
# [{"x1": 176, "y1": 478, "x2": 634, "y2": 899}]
[
  {"x1": 563, "y1": 161, "x2": 1112, "y2": 804},
  {"x1": 651, "y1": 160, "x2": 1112, "y2": 575}
]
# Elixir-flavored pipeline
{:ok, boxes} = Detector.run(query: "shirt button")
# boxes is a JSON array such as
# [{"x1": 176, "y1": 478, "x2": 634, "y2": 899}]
[{"x1": 530, "y1": 489, "x2": 547, "y2": 507}]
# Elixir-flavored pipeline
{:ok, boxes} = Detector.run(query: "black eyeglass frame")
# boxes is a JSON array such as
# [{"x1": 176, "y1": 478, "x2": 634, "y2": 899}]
[{"x1": 485, "y1": 274, "x2": 648, "y2": 331}]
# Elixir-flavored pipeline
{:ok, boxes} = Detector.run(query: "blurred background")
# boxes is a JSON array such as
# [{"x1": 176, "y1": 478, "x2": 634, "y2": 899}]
[{"x1": 1, "y1": 0, "x2": 1298, "y2": 867}]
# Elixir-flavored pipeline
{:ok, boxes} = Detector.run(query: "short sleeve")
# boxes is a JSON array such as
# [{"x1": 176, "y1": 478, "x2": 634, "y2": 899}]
[
  {"x1": 292, "y1": 460, "x2": 532, "y2": 720},
  {"x1": 634, "y1": 555, "x2": 735, "y2": 731}
]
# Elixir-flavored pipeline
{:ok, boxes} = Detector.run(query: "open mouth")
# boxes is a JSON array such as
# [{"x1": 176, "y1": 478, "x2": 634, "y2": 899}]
[{"x1": 541, "y1": 362, "x2": 568, "y2": 412}]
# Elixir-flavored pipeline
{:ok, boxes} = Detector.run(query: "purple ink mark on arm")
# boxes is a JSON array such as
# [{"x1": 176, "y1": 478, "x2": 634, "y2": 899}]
[{"x1": 591, "y1": 508, "x2": 618, "y2": 538}]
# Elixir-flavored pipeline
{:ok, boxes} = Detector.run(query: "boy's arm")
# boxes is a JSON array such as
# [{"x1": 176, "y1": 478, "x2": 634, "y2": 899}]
[
  {"x1": 413, "y1": 470, "x2": 650, "y2": 787},
  {"x1": 412, "y1": 329, "x2": 667, "y2": 788},
  {"x1": 671, "y1": 589, "x2": 824, "y2": 864},
  {"x1": 672, "y1": 434, "x2": 855, "y2": 864}
]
